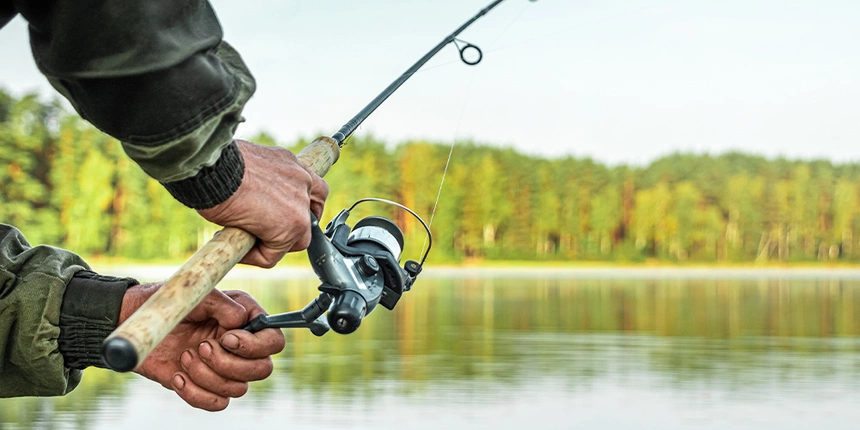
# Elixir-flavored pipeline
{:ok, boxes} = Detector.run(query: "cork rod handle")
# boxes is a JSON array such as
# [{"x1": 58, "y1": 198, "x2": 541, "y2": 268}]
[{"x1": 101, "y1": 137, "x2": 341, "y2": 372}]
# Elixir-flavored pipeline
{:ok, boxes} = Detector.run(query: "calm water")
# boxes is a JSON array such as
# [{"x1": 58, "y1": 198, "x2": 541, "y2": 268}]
[{"x1": 2, "y1": 269, "x2": 860, "y2": 429}]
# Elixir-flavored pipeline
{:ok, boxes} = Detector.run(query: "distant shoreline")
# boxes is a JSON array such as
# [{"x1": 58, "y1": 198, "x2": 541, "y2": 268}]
[{"x1": 90, "y1": 262, "x2": 860, "y2": 281}]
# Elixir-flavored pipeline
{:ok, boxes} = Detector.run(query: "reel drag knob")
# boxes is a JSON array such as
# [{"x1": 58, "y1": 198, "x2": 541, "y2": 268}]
[
  {"x1": 328, "y1": 290, "x2": 367, "y2": 334},
  {"x1": 357, "y1": 254, "x2": 380, "y2": 276}
]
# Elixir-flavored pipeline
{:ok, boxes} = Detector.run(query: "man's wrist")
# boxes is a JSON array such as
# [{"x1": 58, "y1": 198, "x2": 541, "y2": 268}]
[
  {"x1": 118, "y1": 282, "x2": 161, "y2": 325},
  {"x1": 58, "y1": 270, "x2": 139, "y2": 370},
  {"x1": 161, "y1": 140, "x2": 245, "y2": 210}
]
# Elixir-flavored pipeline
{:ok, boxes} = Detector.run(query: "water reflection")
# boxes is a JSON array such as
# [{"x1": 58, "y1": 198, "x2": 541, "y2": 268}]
[{"x1": 2, "y1": 274, "x2": 860, "y2": 429}]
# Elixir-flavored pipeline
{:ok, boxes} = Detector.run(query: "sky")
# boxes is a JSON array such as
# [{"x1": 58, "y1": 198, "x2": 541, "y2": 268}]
[{"x1": 1, "y1": 0, "x2": 858, "y2": 165}]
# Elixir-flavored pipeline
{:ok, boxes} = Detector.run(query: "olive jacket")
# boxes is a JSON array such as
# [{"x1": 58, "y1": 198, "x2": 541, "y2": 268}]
[{"x1": 0, "y1": 0, "x2": 255, "y2": 396}]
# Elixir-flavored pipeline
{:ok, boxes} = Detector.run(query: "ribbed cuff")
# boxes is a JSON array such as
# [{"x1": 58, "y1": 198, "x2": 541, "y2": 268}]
[
  {"x1": 59, "y1": 270, "x2": 139, "y2": 370},
  {"x1": 161, "y1": 141, "x2": 245, "y2": 209}
]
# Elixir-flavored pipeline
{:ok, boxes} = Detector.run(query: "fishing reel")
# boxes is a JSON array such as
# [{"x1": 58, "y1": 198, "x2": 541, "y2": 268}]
[{"x1": 245, "y1": 198, "x2": 431, "y2": 336}]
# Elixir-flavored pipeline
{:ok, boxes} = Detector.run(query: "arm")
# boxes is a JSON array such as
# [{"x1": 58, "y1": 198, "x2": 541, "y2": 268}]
[
  {"x1": 0, "y1": 3, "x2": 14, "y2": 29},
  {"x1": 0, "y1": 224, "x2": 91, "y2": 396},
  {"x1": 15, "y1": 0, "x2": 327, "y2": 266}
]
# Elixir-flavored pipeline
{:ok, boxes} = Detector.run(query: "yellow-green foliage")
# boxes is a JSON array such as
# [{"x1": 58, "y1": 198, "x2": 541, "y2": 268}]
[{"x1": 3, "y1": 89, "x2": 860, "y2": 263}]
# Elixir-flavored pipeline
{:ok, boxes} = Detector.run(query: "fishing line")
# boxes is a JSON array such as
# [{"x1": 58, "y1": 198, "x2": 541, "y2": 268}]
[
  {"x1": 488, "y1": 2, "x2": 532, "y2": 47},
  {"x1": 420, "y1": 66, "x2": 480, "y2": 258},
  {"x1": 429, "y1": 68, "x2": 479, "y2": 230},
  {"x1": 414, "y1": 0, "x2": 687, "y2": 254},
  {"x1": 419, "y1": 2, "x2": 531, "y2": 257}
]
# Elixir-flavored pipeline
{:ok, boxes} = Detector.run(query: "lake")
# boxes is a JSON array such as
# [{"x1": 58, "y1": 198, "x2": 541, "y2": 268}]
[{"x1": 2, "y1": 268, "x2": 860, "y2": 429}]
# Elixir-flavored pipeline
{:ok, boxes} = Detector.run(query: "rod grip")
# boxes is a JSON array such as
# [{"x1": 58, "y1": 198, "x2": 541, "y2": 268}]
[{"x1": 101, "y1": 137, "x2": 341, "y2": 372}]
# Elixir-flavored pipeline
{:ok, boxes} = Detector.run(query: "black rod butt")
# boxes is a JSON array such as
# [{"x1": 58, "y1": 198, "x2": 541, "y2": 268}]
[{"x1": 101, "y1": 337, "x2": 139, "y2": 372}]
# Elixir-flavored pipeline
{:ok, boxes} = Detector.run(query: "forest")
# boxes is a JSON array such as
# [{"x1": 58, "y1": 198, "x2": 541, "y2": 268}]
[{"x1": 3, "y1": 89, "x2": 860, "y2": 264}]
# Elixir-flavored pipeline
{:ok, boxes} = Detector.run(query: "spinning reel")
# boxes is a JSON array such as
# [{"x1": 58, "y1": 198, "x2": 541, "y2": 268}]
[{"x1": 245, "y1": 198, "x2": 431, "y2": 336}]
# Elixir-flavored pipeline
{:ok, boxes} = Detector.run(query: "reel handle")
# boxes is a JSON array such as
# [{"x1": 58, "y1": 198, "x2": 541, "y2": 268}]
[
  {"x1": 327, "y1": 290, "x2": 367, "y2": 334},
  {"x1": 100, "y1": 137, "x2": 340, "y2": 372}
]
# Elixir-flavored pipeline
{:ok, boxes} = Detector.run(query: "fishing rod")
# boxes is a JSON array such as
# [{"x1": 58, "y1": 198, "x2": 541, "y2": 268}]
[
  {"x1": 101, "y1": 0, "x2": 535, "y2": 372},
  {"x1": 332, "y1": 0, "x2": 533, "y2": 144},
  {"x1": 244, "y1": 0, "x2": 540, "y2": 337}
]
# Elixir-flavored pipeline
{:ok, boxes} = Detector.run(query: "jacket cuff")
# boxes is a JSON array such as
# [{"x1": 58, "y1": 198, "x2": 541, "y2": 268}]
[
  {"x1": 58, "y1": 270, "x2": 139, "y2": 370},
  {"x1": 160, "y1": 140, "x2": 244, "y2": 209}
]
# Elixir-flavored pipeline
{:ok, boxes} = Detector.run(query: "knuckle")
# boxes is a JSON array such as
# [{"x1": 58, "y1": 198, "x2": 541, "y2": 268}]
[
  {"x1": 227, "y1": 290, "x2": 253, "y2": 302},
  {"x1": 215, "y1": 353, "x2": 237, "y2": 373},
  {"x1": 187, "y1": 362, "x2": 206, "y2": 380},
  {"x1": 255, "y1": 330, "x2": 285, "y2": 355},
  {"x1": 219, "y1": 382, "x2": 248, "y2": 398},
  {"x1": 187, "y1": 364, "x2": 220, "y2": 389},
  {"x1": 207, "y1": 397, "x2": 230, "y2": 412},
  {"x1": 277, "y1": 146, "x2": 298, "y2": 160},
  {"x1": 231, "y1": 383, "x2": 250, "y2": 398},
  {"x1": 274, "y1": 332, "x2": 286, "y2": 350},
  {"x1": 295, "y1": 213, "x2": 311, "y2": 229},
  {"x1": 238, "y1": 334, "x2": 261, "y2": 354},
  {"x1": 206, "y1": 289, "x2": 231, "y2": 304},
  {"x1": 184, "y1": 391, "x2": 228, "y2": 412},
  {"x1": 295, "y1": 224, "x2": 313, "y2": 248},
  {"x1": 242, "y1": 253, "x2": 264, "y2": 268},
  {"x1": 318, "y1": 179, "x2": 330, "y2": 197},
  {"x1": 256, "y1": 358, "x2": 275, "y2": 380},
  {"x1": 293, "y1": 232, "x2": 311, "y2": 251},
  {"x1": 268, "y1": 331, "x2": 286, "y2": 352}
]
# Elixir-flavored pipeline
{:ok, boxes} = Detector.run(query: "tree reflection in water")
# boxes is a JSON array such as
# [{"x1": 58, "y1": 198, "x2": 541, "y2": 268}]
[{"x1": 2, "y1": 273, "x2": 859, "y2": 429}]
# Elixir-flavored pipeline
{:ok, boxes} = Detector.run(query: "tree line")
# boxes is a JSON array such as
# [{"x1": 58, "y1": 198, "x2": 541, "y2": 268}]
[{"x1": 3, "y1": 89, "x2": 860, "y2": 264}]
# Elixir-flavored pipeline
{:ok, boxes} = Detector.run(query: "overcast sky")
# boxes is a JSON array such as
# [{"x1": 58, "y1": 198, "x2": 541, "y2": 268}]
[{"x1": 1, "y1": 0, "x2": 858, "y2": 165}]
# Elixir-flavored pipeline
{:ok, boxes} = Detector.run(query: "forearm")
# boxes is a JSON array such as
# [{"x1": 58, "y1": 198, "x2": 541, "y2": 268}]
[
  {"x1": 0, "y1": 225, "x2": 86, "y2": 396},
  {"x1": 0, "y1": 225, "x2": 137, "y2": 397},
  {"x1": 21, "y1": 1, "x2": 256, "y2": 209},
  {"x1": 45, "y1": 41, "x2": 255, "y2": 209},
  {"x1": 56, "y1": 41, "x2": 255, "y2": 209},
  {"x1": 58, "y1": 271, "x2": 139, "y2": 370}
]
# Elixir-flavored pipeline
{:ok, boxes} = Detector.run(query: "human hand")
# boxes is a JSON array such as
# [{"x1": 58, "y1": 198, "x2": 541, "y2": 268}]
[
  {"x1": 198, "y1": 139, "x2": 329, "y2": 268},
  {"x1": 122, "y1": 283, "x2": 286, "y2": 411}
]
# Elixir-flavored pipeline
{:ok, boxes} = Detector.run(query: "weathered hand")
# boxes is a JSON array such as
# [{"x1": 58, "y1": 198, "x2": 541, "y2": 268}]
[
  {"x1": 123, "y1": 284, "x2": 286, "y2": 411},
  {"x1": 198, "y1": 139, "x2": 329, "y2": 268}
]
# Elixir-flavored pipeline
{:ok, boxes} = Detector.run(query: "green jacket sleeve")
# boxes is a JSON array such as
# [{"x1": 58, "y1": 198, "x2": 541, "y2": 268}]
[
  {"x1": 0, "y1": 224, "x2": 88, "y2": 396},
  {"x1": 0, "y1": 225, "x2": 134, "y2": 397},
  {"x1": 12, "y1": 0, "x2": 256, "y2": 209},
  {"x1": 0, "y1": 1, "x2": 14, "y2": 29}
]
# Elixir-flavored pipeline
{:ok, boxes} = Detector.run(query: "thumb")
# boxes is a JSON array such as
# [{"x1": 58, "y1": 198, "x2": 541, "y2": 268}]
[{"x1": 185, "y1": 289, "x2": 248, "y2": 329}]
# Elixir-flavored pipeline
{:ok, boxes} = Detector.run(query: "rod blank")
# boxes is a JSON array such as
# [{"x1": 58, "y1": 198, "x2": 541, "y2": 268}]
[{"x1": 332, "y1": 0, "x2": 508, "y2": 145}]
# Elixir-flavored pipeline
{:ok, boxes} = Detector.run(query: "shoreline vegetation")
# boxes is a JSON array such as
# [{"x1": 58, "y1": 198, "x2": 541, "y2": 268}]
[
  {"x1": 85, "y1": 261, "x2": 860, "y2": 289},
  {"x1": 6, "y1": 89, "x2": 860, "y2": 266},
  {"x1": 87, "y1": 252, "x2": 860, "y2": 279},
  {"x1": 86, "y1": 254, "x2": 860, "y2": 269}
]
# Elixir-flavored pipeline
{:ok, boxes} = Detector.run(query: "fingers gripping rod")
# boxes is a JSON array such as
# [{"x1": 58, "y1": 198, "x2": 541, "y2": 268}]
[{"x1": 101, "y1": 138, "x2": 341, "y2": 372}]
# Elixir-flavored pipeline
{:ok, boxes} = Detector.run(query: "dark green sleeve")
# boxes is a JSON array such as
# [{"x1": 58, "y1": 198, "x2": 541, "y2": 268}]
[
  {"x1": 14, "y1": 1, "x2": 256, "y2": 209},
  {"x1": 0, "y1": 225, "x2": 134, "y2": 397},
  {"x1": 0, "y1": 0, "x2": 14, "y2": 29}
]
